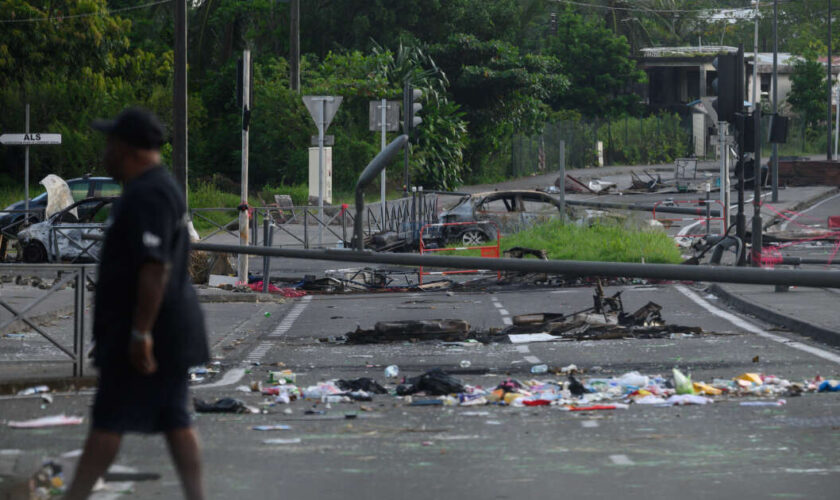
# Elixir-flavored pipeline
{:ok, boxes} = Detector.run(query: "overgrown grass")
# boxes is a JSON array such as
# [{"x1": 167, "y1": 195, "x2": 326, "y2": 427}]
[{"x1": 441, "y1": 219, "x2": 682, "y2": 264}]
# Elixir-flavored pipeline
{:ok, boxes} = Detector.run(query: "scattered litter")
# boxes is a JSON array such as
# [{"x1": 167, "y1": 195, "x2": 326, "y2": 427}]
[
  {"x1": 263, "y1": 438, "x2": 302, "y2": 445},
  {"x1": 459, "y1": 360, "x2": 472, "y2": 368},
  {"x1": 397, "y1": 369, "x2": 465, "y2": 396},
  {"x1": 567, "y1": 404, "x2": 628, "y2": 411},
  {"x1": 666, "y1": 395, "x2": 712, "y2": 406},
  {"x1": 8, "y1": 414, "x2": 84, "y2": 429},
  {"x1": 252, "y1": 425, "x2": 292, "y2": 431},
  {"x1": 508, "y1": 333, "x2": 558, "y2": 344},
  {"x1": 530, "y1": 364, "x2": 548, "y2": 374},
  {"x1": 740, "y1": 399, "x2": 786, "y2": 407},
  {"x1": 193, "y1": 398, "x2": 258, "y2": 414},
  {"x1": 384, "y1": 365, "x2": 400, "y2": 378},
  {"x1": 818, "y1": 380, "x2": 840, "y2": 392},
  {"x1": 673, "y1": 368, "x2": 695, "y2": 395},
  {"x1": 17, "y1": 385, "x2": 50, "y2": 396}
]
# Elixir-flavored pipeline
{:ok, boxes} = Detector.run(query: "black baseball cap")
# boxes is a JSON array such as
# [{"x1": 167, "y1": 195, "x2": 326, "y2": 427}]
[{"x1": 92, "y1": 107, "x2": 166, "y2": 150}]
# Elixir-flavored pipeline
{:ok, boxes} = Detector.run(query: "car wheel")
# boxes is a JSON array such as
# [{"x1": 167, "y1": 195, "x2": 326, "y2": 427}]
[
  {"x1": 459, "y1": 229, "x2": 488, "y2": 246},
  {"x1": 22, "y1": 241, "x2": 47, "y2": 263}
]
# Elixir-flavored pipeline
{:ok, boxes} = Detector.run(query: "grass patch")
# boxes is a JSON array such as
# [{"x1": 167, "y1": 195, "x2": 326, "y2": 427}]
[{"x1": 440, "y1": 219, "x2": 682, "y2": 264}]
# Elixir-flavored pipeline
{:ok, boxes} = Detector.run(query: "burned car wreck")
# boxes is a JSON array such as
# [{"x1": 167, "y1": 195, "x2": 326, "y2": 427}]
[{"x1": 16, "y1": 197, "x2": 114, "y2": 263}]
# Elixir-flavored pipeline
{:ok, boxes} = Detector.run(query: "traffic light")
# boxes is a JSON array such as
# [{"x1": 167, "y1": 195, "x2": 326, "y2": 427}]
[
  {"x1": 404, "y1": 83, "x2": 423, "y2": 134},
  {"x1": 711, "y1": 53, "x2": 738, "y2": 123}
]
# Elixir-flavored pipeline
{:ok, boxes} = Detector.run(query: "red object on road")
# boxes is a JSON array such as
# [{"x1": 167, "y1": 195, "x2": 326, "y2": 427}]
[
  {"x1": 828, "y1": 215, "x2": 840, "y2": 229},
  {"x1": 522, "y1": 399, "x2": 552, "y2": 406},
  {"x1": 569, "y1": 405, "x2": 621, "y2": 412}
]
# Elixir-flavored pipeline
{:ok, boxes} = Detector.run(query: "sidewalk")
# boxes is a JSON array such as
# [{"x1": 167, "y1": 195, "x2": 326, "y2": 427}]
[{"x1": 710, "y1": 283, "x2": 840, "y2": 347}]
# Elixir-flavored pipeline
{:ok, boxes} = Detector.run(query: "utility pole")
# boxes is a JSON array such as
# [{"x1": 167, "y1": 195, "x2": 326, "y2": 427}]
[
  {"x1": 238, "y1": 50, "x2": 251, "y2": 285},
  {"x1": 753, "y1": 0, "x2": 759, "y2": 108},
  {"x1": 380, "y1": 98, "x2": 387, "y2": 225},
  {"x1": 829, "y1": 0, "x2": 834, "y2": 161},
  {"x1": 174, "y1": 0, "x2": 188, "y2": 201},
  {"x1": 751, "y1": 107, "x2": 763, "y2": 266},
  {"x1": 772, "y1": 0, "x2": 779, "y2": 202},
  {"x1": 290, "y1": 0, "x2": 300, "y2": 92},
  {"x1": 24, "y1": 104, "x2": 29, "y2": 224}
]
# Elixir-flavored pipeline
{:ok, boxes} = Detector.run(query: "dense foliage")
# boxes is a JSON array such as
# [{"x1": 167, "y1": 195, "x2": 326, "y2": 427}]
[{"x1": 0, "y1": 0, "x2": 831, "y2": 195}]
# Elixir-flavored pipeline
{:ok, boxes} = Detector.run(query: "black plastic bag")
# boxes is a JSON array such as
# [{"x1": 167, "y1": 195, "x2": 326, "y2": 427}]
[{"x1": 396, "y1": 369, "x2": 464, "y2": 396}]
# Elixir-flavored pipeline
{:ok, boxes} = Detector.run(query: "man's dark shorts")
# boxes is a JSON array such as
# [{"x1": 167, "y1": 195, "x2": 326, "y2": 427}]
[{"x1": 92, "y1": 370, "x2": 191, "y2": 434}]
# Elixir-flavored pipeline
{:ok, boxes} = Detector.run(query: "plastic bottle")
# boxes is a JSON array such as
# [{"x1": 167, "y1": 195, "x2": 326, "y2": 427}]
[
  {"x1": 384, "y1": 365, "x2": 399, "y2": 378},
  {"x1": 530, "y1": 364, "x2": 548, "y2": 374},
  {"x1": 460, "y1": 360, "x2": 472, "y2": 368}
]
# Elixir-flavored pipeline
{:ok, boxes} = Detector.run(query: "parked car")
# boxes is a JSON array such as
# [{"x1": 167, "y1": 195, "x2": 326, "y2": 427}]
[
  {"x1": 428, "y1": 190, "x2": 566, "y2": 245},
  {"x1": 15, "y1": 197, "x2": 115, "y2": 263},
  {"x1": 0, "y1": 176, "x2": 121, "y2": 237}
]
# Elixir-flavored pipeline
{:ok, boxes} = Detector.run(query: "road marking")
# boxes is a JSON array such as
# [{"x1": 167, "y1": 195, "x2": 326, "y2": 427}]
[
  {"x1": 581, "y1": 420, "x2": 599, "y2": 428},
  {"x1": 515, "y1": 345, "x2": 530, "y2": 353},
  {"x1": 609, "y1": 454, "x2": 634, "y2": 466},
  {"x1": 499, "y1": 308, "x2": 509, "y2": 316},
  {"x1": 193, "y1": 368, "x2": 246, "y2": 390},
  {"x1": 502, "y1": 317, "x2": 513, "y2": 326},
  {"x1": 524, "y1": 355, "x2": 542, "y2": 364},
  {"x1": 493, "y1": 302, "x2": 503, "y2": 308},
  {"x1": 268, "y1": 295, "x2": 312, "y2": 338},
  {"x1": 245, "y1": 341, "x2": 273, "y2": 363},
  {"x1": 780, "y1": 192, "x2": 840, "y2": 231},
  {"x1": 676, "y1": 286, "x2": 840, "y2": 365}
]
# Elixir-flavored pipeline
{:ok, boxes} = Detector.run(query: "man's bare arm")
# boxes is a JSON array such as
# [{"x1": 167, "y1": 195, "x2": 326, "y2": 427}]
[{"x1": 130, "y1": 261, "x2": 170, "y2": 374}]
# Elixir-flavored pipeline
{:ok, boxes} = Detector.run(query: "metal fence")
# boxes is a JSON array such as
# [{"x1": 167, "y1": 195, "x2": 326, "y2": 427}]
[
  {"x1": 190, "y1": 193, "x2": 439, "y2": 249},
  {"x1": 0, "y1": 264, "x2": 95, "y2": 377},
  {"x1": 510, "y1": 114, "x2": 692, "y2": 176}
]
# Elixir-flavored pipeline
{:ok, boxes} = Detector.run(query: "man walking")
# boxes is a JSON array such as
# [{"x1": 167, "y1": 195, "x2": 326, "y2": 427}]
[{"x1": 65, "y1": 108, "x2": 209, "y2": 500}]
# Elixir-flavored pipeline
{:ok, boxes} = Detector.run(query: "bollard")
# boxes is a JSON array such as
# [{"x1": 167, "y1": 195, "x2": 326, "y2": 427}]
[
  {"x1": 303, "y1": 209, "x2": 309, "y2": 249},
  {"x1": 705, "y1": 184, "x2": 711, "y2": 236},
  {"x1": 341, "y1": 208, "x2": 347, "y2": 247},
  {"x1": 262, "y1": 218, "x2": 270, "y2": 293}
]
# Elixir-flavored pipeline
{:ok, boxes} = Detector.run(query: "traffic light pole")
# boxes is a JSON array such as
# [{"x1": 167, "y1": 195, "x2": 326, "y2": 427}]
[
  {"x1": 751, "y1": 107, "x2": 763, "y2": 266},
  {"x1": 736, "y1": 113, "x2": 747, "y2": 266}
]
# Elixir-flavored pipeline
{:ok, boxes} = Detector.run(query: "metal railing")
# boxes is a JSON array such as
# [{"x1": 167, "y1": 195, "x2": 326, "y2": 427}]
[
  {"x1": 50, "y1": 224, "x2": 104, "y2": 263},
  {"x1": 190, "y1": 195, "x2": 438, "y2": 250},
  {"x1": 0, "y1": 264, "x2": 96, "y2": 377}
]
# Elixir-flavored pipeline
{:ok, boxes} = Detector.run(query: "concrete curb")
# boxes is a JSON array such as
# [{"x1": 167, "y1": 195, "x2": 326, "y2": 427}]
[
  {"x1": 708, "y1": 284, "x2": 840, "y2": 348},
  {"x1": 197, "y1": 292, "x2": 287, "y2": 304}
]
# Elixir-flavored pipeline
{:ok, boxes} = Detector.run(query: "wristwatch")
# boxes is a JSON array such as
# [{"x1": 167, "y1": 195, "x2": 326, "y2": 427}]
[{"x1": 131, "y1": 328, "x2": 152, "y2": 343}]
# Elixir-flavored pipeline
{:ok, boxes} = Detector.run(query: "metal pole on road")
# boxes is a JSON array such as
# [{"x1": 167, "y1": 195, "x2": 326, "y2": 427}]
[
  {"x1": 318, "y1": 99, "x2": 325, "y2": 248},
  {"x1": 751, "y1": 107, "x2": 763, "y2": 266},
  {"x1": 238, "y1": 50, "x2": 250, "y2": 285},
  {"x1": 174, "y1": 0, "x2": 188, "y2": 201},
  {"x1": 24, "y1": 104, "x2": 29, "y2": 225},
  {"x1": 380, "y1": 98, "x2": 387, "y2": 226},
  {"x1": 189, "y1": 242, "x2": 840, "y2": 289},
  {"x1": 772, "y1": 0, "x2": 779, "y2": 202}
]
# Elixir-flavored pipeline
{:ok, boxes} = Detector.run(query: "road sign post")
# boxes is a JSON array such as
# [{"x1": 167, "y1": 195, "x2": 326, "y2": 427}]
[
  {"x1": 0, "y1": 105, "x2": 62, "y2": 226},
  {"x1": 303, "y1": 96, "x2": 342, "y2": 247},
  {"x1": 238, "y1": 50, "x2": 251, "y2": 285},
  {"x1": 369, "y1": 100, "x2": 399, "y2": 227}
]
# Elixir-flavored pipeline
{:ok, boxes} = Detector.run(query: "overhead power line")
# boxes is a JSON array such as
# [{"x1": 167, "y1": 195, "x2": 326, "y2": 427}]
[{"x1": 0, "y1": 0, "x2": 172, "y2": 24}]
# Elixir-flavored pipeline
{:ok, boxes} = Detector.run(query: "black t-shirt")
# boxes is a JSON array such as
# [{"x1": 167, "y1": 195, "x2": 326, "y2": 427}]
[{"x1": 93, "y1": 166, "x2": 209, "y2": 375}]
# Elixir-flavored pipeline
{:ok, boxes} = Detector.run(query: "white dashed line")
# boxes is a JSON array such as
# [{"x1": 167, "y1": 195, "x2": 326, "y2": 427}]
[
  {"x1": 502, "y1": 317, "x2": 513, "y2": 326},
  {"x1": 581, "y1": 420, "x2": 599, "y2": 428},
  {"x1": 493, "y1": 302, "x2": 503, "y2": 309},
  {"x1": 493, "y1": 296, "x2": 540, "y2": 364},
  {"x1": 269, "y1": 295, "x2": 312, "y2": 338},
  {"x1": 498, "y1": 309, "x2": 509, "y2": 316},
  {"x1": 676, "y1": 286, "x2": 840, "y2": 365},
  {"x1": 523, "y1": 355, "x2": 541, "y2": 364},
  {"x1": 609, "y1": 454, "x2": 634, "y2": 466}
]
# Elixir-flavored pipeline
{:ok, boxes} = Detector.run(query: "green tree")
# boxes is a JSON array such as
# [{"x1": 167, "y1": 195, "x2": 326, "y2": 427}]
[
  {"x1": 546, "y1": 8, "x2": 646, "y2": 117},
  {"x1": 788, "y1": 47, "x2": 831, "y2": 128}
]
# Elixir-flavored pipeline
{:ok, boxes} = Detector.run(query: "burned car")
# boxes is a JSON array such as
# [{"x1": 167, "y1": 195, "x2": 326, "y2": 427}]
[
  {"x1": 426, "y1": 190, "x2": 566, "y2": 246},
  {"x1": 16, "y1": 197, "x2": 115, "y2": 263}
]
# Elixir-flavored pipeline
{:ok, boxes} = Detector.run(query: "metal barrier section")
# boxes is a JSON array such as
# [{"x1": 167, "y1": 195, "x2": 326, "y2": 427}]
[
  {"x1": 418, "y1": 221, "x2": 501, "y2": 284},
  {"x1": 653, "y1": 199, "x2": 725, "y2": 237},
  {"x1": 191, "y1": 194, "x2": 438, "y2": 249},
  {"x1": 50, "y1": 224, "x2": 104, "y2": 263},
  {"x1": 0, "y1": 264, "x2": 96, "y2": 377}
]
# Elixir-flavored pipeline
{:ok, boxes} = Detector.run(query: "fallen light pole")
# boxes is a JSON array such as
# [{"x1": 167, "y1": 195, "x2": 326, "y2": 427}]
[
  {"x1": 187, "y1": 242, "x2": 840, "y2": 289},
  {"x1": 353, "y1": 134, "x2": 409, "y2": 250},
  {"x1": 564, "y1": 199, "x2": 721, "y2": 218}
]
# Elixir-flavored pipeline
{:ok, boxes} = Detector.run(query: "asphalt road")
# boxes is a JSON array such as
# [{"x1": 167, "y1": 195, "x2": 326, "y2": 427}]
[{"x1": 2, "y1": 284, "x2": 839, "y2": 499}]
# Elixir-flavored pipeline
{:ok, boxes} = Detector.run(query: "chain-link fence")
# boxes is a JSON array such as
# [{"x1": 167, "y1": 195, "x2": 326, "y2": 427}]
[{"x1": 510, "y1": 114, "x2": 692, "y2": 176}]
